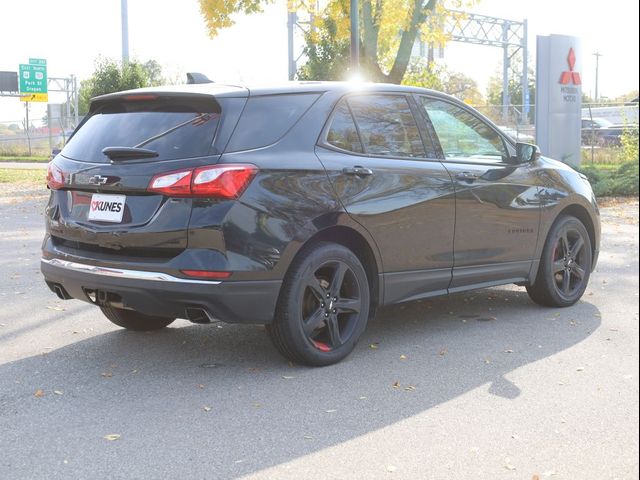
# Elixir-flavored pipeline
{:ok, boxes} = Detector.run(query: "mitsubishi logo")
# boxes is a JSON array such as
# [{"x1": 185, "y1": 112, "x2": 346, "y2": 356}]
[
  {"x1": 88, "y1": 175, "x2": 108, "y2": 185},
  {"x1": 559, "y1": 48, "x2": 581, "y2": 85}
]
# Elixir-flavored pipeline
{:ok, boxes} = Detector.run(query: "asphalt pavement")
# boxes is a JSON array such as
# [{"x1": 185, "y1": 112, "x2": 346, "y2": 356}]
[{"x1": 0, "y1": 187, "x2": 637, "y2": 480}]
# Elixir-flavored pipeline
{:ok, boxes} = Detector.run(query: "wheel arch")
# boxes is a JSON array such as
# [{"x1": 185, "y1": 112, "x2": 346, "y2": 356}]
[
  {"x1": 287, "y1": 225, "x2": 383, "y2": 312},
  {"x1": 556, "y1": 203, "x2": 598, "y2": 261}
]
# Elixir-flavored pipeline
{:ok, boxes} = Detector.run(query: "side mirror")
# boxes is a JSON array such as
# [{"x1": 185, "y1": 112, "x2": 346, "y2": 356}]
[{"x1": 515, "y1": 142, "x2": 540, "y2": 164}]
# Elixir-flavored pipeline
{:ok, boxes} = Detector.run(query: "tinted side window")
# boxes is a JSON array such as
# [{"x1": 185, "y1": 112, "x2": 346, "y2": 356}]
[
  {"x1": 348, "y1": 95, "x2": 425, "y2": 158},
  {"x1": 226, "y1": 93, "x2": 319, "y2": 152},
  {"x1": 420, "y1": 97, "x2": 507, "y2": 162},
  {"x1": 326, "y1": 100, "x2": 363, "y2": 153}
]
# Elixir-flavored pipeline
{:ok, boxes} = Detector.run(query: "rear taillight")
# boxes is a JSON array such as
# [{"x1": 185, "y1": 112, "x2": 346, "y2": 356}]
[
  {"x1": 148, "y1": 164, "x2": 257, "y2": 199},
  {"x1": 46, "y1": 162, "x2": 65, "y2": 190},
  {"x1": 148, "y1": 169, "x2": 193, "y2": 196}
]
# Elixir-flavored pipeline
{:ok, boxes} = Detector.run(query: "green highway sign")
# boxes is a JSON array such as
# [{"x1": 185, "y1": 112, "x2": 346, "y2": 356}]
[{"x1": 19, "y1": 59, "x2": 48, "y2": 102}]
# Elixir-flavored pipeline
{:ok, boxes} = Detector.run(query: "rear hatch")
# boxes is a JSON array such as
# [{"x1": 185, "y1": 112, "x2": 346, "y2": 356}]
[{"x1": 47, "y1": 92, "x2": 230, "y2": 259}]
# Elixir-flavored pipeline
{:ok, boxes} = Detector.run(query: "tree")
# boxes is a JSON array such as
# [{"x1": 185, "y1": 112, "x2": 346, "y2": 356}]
[
  {"x1": 403, "y1": 60, "x2": 483, "y2": 103},
  {"x1": 200, "y1": 0, "x2": 471, "y2": 84},
  {"x1": 78, "y1": 58, "x2": 167, "y2": 114},
  {"x1": 199, "y1": 0, "x2": 268, "y2": 37}
]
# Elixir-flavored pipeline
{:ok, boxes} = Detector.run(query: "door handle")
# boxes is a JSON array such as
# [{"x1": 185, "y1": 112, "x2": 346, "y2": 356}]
[
  {"x1": 342, "y1": 166, "x2": 373, "y2": 177},
  {"x1": 455, "y1": 171, "x2": 479, "y2": 182}
]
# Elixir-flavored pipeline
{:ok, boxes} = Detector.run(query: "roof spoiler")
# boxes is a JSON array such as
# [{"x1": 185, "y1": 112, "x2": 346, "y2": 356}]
[{"x1": 186, "y1": 72, "x2": 214, "y2": 84}]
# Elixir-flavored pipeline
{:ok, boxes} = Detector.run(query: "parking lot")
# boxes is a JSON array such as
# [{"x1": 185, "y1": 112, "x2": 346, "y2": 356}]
[{"x1": 0, "y1": 184, "x2": 637, "y2": 479}]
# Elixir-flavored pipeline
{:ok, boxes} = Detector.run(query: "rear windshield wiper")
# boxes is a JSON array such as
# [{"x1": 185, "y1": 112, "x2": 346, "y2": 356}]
[{"x1": 102, "y1": 146, "x2": 159, "y2": 161}]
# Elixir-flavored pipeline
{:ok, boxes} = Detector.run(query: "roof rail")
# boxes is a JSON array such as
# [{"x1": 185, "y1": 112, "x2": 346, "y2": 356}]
[{"x1": 186, "y1": 72, "x2": 214, "y2": 84}]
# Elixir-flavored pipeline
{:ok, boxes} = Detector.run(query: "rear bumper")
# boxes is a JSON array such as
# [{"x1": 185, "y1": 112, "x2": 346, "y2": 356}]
[{"x1": 41, "y1": 258, "x2": 281, "y2": 324}]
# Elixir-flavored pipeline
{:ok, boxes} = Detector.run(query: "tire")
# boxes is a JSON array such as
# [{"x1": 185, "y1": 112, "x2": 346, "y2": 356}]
[
  {"x1": 100, "y1": 306, "x2": 175, "y2": 331},
  {"x1": 266, "y1": 241, "x2": 371, "y2": 366},
  {"x1": 527, "y1": 215, "x2": 592, "y2": 307}
]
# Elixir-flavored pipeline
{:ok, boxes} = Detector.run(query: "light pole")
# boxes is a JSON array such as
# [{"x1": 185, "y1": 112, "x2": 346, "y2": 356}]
[
  {"x1": 350, "y1": 0, "x2": 359, "y2": 74},
  {"x1": 593, "y1": 51, "x2": 602, "y2": 102},
  {"x1": 121, "y1": 0, "x2": 130, "y2": 64}
]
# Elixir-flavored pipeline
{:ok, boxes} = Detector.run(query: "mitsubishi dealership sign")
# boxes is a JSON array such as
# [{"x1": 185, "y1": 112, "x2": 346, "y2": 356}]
[{"x1": 535, "y1": 35, "x2": 582, "y2": 166}]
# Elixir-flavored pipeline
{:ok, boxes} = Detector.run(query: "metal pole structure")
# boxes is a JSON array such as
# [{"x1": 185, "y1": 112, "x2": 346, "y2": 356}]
[
  {"x1": 72, "y1": 75, "x2": 79, "y2": 127},
  {"x1": 350, "y1": 0, "x2": 359, "y2": 74},
  {"x1": 521, "y1": 19, "x2": 529, "y2": 124},
  {"x1": 287, "y1": 11, "x2": 297, "y2": 80},
  {"x1": 65, "y1": 78, "x2": 71, "y2": 129},
  {"x1": 121, "y1": 0, "x2": 130, "y2": 64},
  {"x1": 25, "y1": 102, "x2": 32, "y2": 156},
  {"x1": 593, "y1": 52, "x2": 602, "y2": 102},
  {"x1": 501, "y1": 23, "x2": 510, "y2": 124}
]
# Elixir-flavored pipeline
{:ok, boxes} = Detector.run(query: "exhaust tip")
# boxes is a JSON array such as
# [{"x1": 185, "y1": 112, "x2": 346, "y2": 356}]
[
  {"x1": 185, "y1": 307, "x2": 217, "y2": 324},
  {"x1": 47, "y1": 282, "x2": 72, "y2": 300}
]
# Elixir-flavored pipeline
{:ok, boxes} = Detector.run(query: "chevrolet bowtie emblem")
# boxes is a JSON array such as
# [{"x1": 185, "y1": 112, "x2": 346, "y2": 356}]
[{"x1": 88, "y1": 175, "x2": 108, "y2": 185}]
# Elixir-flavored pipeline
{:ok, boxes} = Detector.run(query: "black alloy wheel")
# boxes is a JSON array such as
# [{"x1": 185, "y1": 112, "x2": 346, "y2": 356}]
[
  {"x1": 301, "y1": 260, "x2": 362, "y2": 352},
  {"x1": 550, "y1": 224, "x2": 589, "y2": 298},
  {"x1": 527, "y1": 216, "x2": 592, "y2": 307},
  {"x1": 267, "y1": 242, "x2": 370, "y2": 366}
]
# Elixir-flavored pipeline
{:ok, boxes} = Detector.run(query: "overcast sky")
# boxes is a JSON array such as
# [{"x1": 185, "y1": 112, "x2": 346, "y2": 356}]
[{"x1": 1, "y1": 0, "x2": 638, "y2": 121}]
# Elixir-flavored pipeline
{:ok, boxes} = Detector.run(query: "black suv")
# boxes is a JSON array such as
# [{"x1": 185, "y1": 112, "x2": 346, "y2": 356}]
[{"x1": 42, "y1": 82, "x2": 600, "y2": 366}]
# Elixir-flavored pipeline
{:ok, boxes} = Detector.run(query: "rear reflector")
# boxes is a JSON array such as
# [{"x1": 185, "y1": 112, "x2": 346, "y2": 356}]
[
  {"x1": 148, "y1": 164, "x2": 257, "y2": 199},
  {"x1": 180, "y1": 270, "x2": 232, "y2": 279},
  {"x1": 47, "y1": 162, "x2": 65, "y2": 190}
]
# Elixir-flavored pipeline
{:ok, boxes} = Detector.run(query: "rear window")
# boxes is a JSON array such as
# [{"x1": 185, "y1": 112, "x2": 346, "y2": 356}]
[
  {"x1": 225, "y1": 93, "x2": 320, "y2": 152},
  {"x1": 61, "y1": 96, "x2": 221, "y2": 163}
]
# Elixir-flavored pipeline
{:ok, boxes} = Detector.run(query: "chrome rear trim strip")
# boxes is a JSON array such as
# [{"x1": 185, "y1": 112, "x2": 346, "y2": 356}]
[{"x1": 41, "y1": 258, "x2": 222, "y2": 285}]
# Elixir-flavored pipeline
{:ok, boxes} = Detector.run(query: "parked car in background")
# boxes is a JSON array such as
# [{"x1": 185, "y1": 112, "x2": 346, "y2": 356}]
[
  {"x1": 581, "y1": 117, "x2": 635, "y2": 146},
  {"x1": 41, "y1": 81, "x2": 600, "y2": 366},
  {"x1": 496, "y1": 125, "x2": 535, "y2": 144}
]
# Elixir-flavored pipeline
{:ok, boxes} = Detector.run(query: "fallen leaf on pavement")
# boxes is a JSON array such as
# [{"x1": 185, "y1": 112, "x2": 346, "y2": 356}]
[
  {"x1": 438, "y1": 348, "x2": 448, "y2": 356},
  {"x1": 392, "y1": 381, "x2": 400, "y2": 388},
  {"x1": 103, "y1": 434, "x2": 121, "y2": 441},
  {"x1": 101, "y1": 372, "x2": 113, "y2": 378},
  {"x1": 203, "y1": 406, "x2": 211, "y2": 412},
  {"x1": 369, "y1": 343, "x2": 379, "y2": 349},
  {"x1": 53, "y1": 390, "x2": 64, "y2": 396},
  {"x1": 34, "y1": 389, "x2": 45, "y2": 398}
]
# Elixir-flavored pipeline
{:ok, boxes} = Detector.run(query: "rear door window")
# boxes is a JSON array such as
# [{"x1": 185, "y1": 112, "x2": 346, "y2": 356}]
[
  {"x1": 326, "y1": 100, "x2": 363, "y2": 153},
  {"x1": 347, "y1": 95, "x2": 425, "y2": 158},
  {"x1": 61, "y1": 96, "x2": 221, "y2": 163},
  {"x1": 226, "y1": 93, "x2": 320, "y2": 152}
]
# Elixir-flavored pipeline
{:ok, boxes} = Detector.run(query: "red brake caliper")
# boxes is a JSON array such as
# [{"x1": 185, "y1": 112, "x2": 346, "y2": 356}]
[{"x1": 312, "y1": 340, "x2": 331, "y2": 352}]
